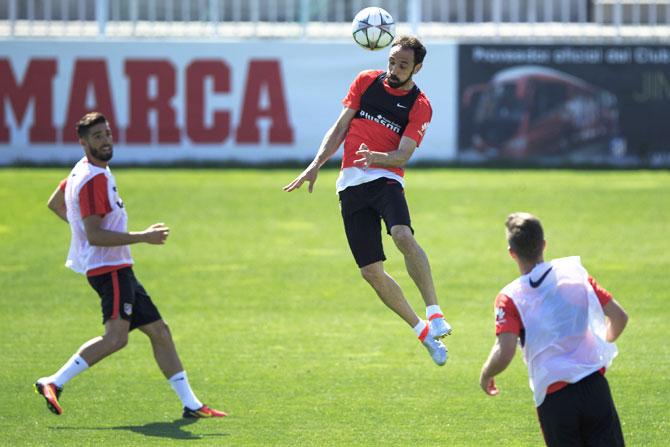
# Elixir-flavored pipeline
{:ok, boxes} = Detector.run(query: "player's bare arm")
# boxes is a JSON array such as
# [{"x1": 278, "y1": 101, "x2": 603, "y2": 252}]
[
  {"x1": 83, "y1": 215, "x2": 169, "y2": 246},
  {"x1": 47, "y1": 186, "x2": 68, "y2": 223},
  {"x1": 479, "y1": 332, "x2": 517, "y2": 396},
  {"x1": 603, "y1": 299, "x2": 629, "y2": 342},
  {"x1": 284, "y1": 107, "x2": 357, "y2": 193},
  {"x1": 354, "y1": 136, "x2": 417, "y2": 169}
]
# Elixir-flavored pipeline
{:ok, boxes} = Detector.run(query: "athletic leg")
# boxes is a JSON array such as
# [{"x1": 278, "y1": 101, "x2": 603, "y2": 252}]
[
  {"x1": 138, "y1": 319, "x2": 183, "y2": 379},
  {"x1": 360, "y1": 260, "x2": 420, "y2": 327},
  {"x1": 340, "y1": 183, "x2": 446, "y2": 365},
  {"x1": 390, "y1": 225, "x2": 438, "y2": 307},
  {"x1": 360, "y1": 261, "x2": 446, "y2": 365},
  {"x1": 79, "y1": 318, "x2": 130, "y2": 365},
  {"x1": 381, "y1": 184, "x2": 451, "y2": 339},
  {"x1": 138, "y1": 319, "x2": 227, "y2": 417},
  {"x1": 78, "y1": 268, "x2": 136, "y2": 366},
  {"x1": 35, "y1": 318, "x2": 129, "y2": 415}
]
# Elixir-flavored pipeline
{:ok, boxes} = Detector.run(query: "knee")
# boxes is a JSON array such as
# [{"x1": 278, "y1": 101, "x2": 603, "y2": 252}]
[
  {"x1": 147, "y1": 321, "x2": 173, "y2": 345},
  {"x1": 360, "y1": 264, "x2": 385, "y2": 286},
  {"x1": 106, "y1": 333, "x2": 128, "y2": 352},
  {"x1": 391, "y1": 226, "x2": 416, "y2": 252}
]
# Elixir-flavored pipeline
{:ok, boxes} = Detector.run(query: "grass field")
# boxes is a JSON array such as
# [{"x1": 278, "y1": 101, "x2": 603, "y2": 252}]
[{"x1": 1, "y1": 167, "x2": 668, "y2": 446}]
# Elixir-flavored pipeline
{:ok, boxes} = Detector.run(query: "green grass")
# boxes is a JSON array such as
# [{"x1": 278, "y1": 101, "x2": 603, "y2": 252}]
[{"x1": 1, "y1": 168, "x2": 668, "y2": 446}]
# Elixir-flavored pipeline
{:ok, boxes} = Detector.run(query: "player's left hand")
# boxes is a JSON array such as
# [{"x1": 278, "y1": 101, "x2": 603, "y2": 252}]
[
  {"x1": 354, "y1": 143, "x2": 373, "y2": 169},
  {"x1": 480, "y1": 375, "x2": 500, "y2": 396}
]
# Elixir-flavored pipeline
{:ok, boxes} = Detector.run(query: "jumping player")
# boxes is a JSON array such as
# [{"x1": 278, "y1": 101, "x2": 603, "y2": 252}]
[
  {"x1": 480, "y1": 212, "x2": 628, "y2": 446},
  {"x1": 35, "y1": 112, "x2": 226, "y2": 419},
  {"x1": 284, "y1": 36, "x2": 452, "y2": 365}
]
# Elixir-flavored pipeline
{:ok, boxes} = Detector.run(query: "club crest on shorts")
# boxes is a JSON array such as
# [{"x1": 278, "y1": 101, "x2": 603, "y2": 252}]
[{"x1": 124, "y1": 303, "x2": 133, "y2": 316}]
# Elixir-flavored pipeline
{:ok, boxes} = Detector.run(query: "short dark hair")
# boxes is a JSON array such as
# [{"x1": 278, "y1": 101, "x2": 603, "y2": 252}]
[
  {"x1": 505, "y1": 212, "x2": 545, "y2": 262},
  {"x1": 76, "y1": 112, "x2": 108, "y2": 138},
  {"x1": 391, "y1": 35, "x2": 427, "y2": 65}
]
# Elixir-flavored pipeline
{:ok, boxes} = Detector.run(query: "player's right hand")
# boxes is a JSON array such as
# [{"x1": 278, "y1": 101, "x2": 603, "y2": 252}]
[
  {"x1": 143, "y1": 223, "x2": 170, "y2": 244},
  {"x1": 480, "y1": 376, "x2": 500, "y2": 396},
  {"x1": 283, "y1": 164, "x2": 319, "y2": 193}
]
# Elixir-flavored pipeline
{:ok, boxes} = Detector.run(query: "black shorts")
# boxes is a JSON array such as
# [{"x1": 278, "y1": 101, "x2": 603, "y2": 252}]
[
  {"x1": 87, "y1": 267, "x2": 162, "y2": 331},
  {"x1": 338, "y1": 177, "x2": 413, "y2": 268},
  {"x1": 537, "y1": 371, "x2": 624, "y2": 447}
]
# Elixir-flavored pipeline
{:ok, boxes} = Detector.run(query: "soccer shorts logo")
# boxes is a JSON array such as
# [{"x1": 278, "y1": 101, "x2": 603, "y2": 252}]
[{"x1": 124, "y1": 303, "x2": 133, "y2": 316}]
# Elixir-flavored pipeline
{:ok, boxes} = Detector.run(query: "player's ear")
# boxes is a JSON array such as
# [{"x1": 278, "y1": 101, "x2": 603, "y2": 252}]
[
  {"x1": 413, "y1": 63, "x2": 423, "y2": 75},
  {"x1": 508, "y1": 246, "x2": 517, "y2": 260}
]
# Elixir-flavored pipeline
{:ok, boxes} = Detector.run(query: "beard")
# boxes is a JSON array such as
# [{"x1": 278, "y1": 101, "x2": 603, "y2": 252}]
[
  {"x1": 90, "y1": 144, "x2": 113, "y2": 162},
  {"x1": 386, "y1": 73, "x2": 411, "y2": 89}
]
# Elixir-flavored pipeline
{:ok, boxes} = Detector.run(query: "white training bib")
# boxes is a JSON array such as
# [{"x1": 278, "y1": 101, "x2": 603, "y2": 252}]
[
  {"x1": 64, "y1": 157, "x2": 133, "y2": 274},
  {"x1": 501, "y1": 257, "x2": 618, "y2": 406}
]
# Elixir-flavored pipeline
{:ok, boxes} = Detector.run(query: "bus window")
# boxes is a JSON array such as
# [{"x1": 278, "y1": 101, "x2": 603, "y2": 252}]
[
  {"x1": 473, "y1": 83, "x2": 524, "y2": 145},
  {"x1": 530, "y1": 81, "x2": 568, "y2": 124}
]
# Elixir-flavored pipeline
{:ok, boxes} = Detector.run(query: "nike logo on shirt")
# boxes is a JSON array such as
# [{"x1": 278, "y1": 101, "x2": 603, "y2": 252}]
[
  {"x1": 529, "y1": 267, "x2": 553, "y2": 288},
  {"x1": 396, "y1": 103, "x2": 407, "y2": 108}
]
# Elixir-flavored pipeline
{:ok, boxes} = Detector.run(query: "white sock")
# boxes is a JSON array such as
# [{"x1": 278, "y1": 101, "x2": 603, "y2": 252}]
[
  {"x1": 169, "y1": 371, "x2": 203, "y2": 410},
  {"x1": 413, "y1": 320, "x2": 428, "y2": 339},
  {"x1": 426, "y1": 305, "x2": 443, "y2": 319},
  {"x1": 47, "y1": 354, "x2": 89, "y2": 388}
]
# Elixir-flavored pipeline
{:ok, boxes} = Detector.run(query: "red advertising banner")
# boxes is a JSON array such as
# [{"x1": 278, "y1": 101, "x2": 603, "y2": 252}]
[{"x1": 0, "y1": 40, "x2": 458, "y2": 165}]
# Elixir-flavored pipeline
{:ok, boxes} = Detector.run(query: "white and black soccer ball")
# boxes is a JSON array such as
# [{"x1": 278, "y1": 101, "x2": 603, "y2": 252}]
[{"x1": 351, "y1": 7, "x2": 395, "y2": 51}]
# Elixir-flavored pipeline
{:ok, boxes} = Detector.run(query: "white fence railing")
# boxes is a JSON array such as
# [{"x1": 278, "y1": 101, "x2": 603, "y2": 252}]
[{"x1": 1, "y1": 0, "x2": 669, "y2": 39}]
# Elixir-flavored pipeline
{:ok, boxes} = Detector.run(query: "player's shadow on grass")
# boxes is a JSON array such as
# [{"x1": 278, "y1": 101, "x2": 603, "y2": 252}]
[{"x1": 51, "y1": 418, "x2": 229, "y2": 440}]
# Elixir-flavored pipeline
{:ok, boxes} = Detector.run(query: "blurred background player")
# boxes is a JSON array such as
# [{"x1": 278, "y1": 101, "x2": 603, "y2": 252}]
[
  {"x1": 479, "y1": 212, "x2": 628, "y2": 446},
  {"x1": 284, "y1": 36, "x2": 452, "y2": 366},
  {"x1": 35, "y1": 112, "x2": 226, "y2": 419}
]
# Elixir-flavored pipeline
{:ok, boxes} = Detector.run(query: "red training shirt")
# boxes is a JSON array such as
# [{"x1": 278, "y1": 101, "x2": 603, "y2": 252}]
[{"x1": 341, "y1": 69, "x2": 432, "y2": 177}]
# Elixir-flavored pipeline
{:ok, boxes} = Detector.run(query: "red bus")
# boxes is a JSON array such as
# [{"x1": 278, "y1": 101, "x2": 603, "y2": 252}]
[{"x1": 462, "y1": 66, "x2": 620, "y2": 158}]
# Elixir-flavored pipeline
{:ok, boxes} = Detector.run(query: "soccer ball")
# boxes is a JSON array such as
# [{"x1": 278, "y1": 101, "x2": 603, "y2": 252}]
[{"x1": 351, "y1": 7, "x2": 395, "y2": 51}]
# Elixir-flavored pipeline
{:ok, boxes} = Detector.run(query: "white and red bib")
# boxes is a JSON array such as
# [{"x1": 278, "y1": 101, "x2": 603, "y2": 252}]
[
  {"x1": 63, "y1": 157, "x2": 133, "y2": 275},
  {"x1": 501, "y1": 257, "x2": 618, "y2": 406}
]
